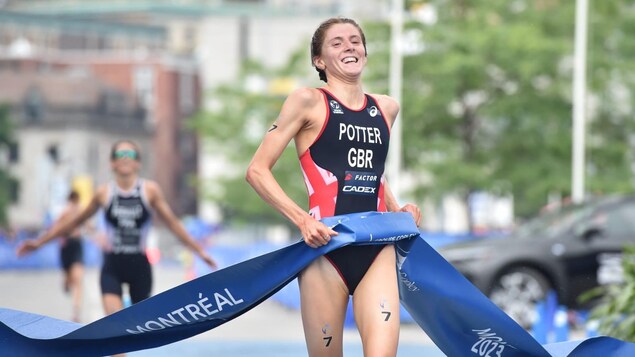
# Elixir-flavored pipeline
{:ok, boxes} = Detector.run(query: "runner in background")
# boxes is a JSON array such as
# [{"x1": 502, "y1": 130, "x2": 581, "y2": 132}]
[
  {"x1": 17, "y1": 139, "x2": 217, "y2": 357},
  {"x1": 53, "y1": 190, "x2": 84, "y2": 322}
]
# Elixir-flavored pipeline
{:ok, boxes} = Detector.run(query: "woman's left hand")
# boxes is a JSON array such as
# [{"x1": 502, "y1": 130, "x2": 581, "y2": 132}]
[
  {"x1": 199, "y1": 251, "x2": 218, "y2": 270},
  {"x1": 399, "y1": 203, "x2": 422, "y2": 226}
]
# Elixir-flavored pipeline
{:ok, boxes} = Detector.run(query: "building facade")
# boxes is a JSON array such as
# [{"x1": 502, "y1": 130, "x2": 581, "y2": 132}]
[
  {"x1": 0, "y1": 0, "x2": 395, "y2": 228},
  {"x1": 0, "y1": 54, "x2": 202, "y2": 227}
]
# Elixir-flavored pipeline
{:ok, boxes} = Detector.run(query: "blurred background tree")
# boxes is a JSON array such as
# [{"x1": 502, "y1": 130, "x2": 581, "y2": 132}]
[
  {"x1": 0, "y1": 104, "x2": 17, "y2": 226},
  {"x1": 366, "y1": 0, "x2": 635, "y2": 227},
  {"x1": 190, "y1": 55, "x2": 316, "y2": 226},
  {"x1": 584, "y1": 1, "x2": 635, "y2": 196}
]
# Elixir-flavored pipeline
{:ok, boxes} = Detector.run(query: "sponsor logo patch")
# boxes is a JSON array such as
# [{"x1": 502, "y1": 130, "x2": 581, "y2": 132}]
[
  {"x1": 329, "y1": 100, "x2": 344, "y2": 114},
  {"x1": 367, "y1": 106, "x2": 380, "y2": 117},
  {"x1": 342, "y1": 170, "x2": 378, "y2": 195}
]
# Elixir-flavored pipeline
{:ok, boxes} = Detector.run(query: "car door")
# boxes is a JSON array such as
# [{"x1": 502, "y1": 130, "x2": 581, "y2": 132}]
[
  {"x1": 568, "y1": 199, "x2": 635, "y2": 302},
  {"x1": 588, "y1": 199, "x2": 635, "y2": 286}
]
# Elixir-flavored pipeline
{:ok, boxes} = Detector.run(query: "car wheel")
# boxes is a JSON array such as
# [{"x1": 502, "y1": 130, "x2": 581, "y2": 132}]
[{"x1": 488, "y1": 267, "x2": 551, "y2": 329}]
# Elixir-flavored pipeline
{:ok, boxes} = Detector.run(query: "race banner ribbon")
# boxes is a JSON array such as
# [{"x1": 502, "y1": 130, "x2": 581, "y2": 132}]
[{"x1": 1, "y1": 212, "x2": 634, "y2": 356}]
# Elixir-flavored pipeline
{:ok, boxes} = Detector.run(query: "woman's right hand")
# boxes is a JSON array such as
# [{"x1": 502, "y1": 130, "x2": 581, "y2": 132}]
[
  {"x1": 16, "y1": 239, "x2": 41, "y2": 257},
  {"x1": 199, "y1": 251, "x2": 218, "y2": 270},
  {"x1": 298, "y1": 216, "x2": 338, "y2": 248}
]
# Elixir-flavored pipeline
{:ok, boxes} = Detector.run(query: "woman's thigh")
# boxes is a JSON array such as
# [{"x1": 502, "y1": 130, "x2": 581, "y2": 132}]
[
  {"x1": 298, "y1": 256, "x2": 350, "y2": 357},
  {"x1": 353, "y1": 245, "x2": 400, "y2": 357}
]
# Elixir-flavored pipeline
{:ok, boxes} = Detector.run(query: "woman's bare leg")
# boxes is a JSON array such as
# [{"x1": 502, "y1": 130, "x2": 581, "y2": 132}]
[
  {"x1": 353, "y1": 245, "x2": 400, "y2": 357},
  {"x1": 299, "y1": 256, "x2": 350, "y2": 357},
  {"x1": 102, "y1": 293, "x2": 126, "y2": 357},
  {"x1": 102, "y1": 293, "x2": 124, "y2": 315},
  {"x1": 68, "y1": 263, "x2": 83, "y2": 322}
]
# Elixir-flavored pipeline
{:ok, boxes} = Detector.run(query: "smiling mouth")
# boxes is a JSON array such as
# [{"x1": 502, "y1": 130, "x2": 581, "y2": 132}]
[{"x1": 342, "y1": 57, "x2": 358, "y2": 64}]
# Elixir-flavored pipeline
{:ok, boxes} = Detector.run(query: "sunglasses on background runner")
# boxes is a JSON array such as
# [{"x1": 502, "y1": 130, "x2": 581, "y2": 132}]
[{"x1": 112, "y1": 149, "x2": 139, "y2": 160}]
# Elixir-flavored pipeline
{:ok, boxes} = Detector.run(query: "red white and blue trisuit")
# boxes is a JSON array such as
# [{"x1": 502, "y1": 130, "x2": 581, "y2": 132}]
[{"x1": 300, "y1": 88, "x2": 391, "y2": 293}]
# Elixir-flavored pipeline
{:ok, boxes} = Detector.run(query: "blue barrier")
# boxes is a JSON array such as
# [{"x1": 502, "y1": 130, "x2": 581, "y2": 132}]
[
  {"x1": 532, "y1": 291, "x2": 570, "y2": 344},
  {"x1": 0, "y1": 237, "x2": 102, "y2": 269},
  {"x1": 531, "y1": 291, "x2": 601, "y2": 345},
  {"x1": 0, "y1": 228, "x2": 476, "y2": 271}
]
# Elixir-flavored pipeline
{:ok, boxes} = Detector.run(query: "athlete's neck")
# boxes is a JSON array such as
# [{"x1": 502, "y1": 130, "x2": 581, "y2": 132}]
[
  {"x1": 115, "y1": 174, "x2": 138, "y2": 192},
  {"x1": 324, "y1": 82, "x2": 365, "y2": 109}
]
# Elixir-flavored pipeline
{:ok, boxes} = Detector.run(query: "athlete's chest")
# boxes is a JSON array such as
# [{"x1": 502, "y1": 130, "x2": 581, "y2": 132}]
[{"x1": 321, "y1": 99, "x2": 388, "y2": 146}]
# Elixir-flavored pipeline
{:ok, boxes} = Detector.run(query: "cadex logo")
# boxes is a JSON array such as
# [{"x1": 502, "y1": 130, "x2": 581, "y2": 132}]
[{"x1": 342, "y1": 170, "x2": 378, "y2": 195}]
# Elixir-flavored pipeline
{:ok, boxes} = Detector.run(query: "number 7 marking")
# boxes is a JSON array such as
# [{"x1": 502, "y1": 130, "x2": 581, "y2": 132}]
[{"x1": 382, "y1": 311, "x2": 391, "y2": 321}]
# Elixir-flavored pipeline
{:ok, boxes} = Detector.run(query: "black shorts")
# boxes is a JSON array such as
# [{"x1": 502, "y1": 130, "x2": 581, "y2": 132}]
[
  {"x1": 100, "y1": 252, "x2": 152, "y2": 304},
  {"x1": 325, "y1": 244, "x2": 386, "y2": 295},
  {"x1": 60, "y1": 238, "x2": 83, "y2": 272}
]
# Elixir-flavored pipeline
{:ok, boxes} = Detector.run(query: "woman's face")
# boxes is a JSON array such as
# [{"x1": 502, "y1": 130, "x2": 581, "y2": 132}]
[
  {"x1": 110, "y1": 142, "x2": 140, "y2": 176},
  {"x1": 314, "y1": 23, "x2": 367, "y2": 82}
]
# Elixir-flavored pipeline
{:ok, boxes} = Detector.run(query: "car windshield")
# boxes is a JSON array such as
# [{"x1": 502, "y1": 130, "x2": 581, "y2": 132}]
[{"x1": 511, "y1": 199, "x2": 607, "y2": 240}]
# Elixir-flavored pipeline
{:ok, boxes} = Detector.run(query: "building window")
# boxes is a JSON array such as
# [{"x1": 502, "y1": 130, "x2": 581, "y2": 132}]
[
  {"x1": 9, "y1": 178, "x2": 19, "y2": 203},
  {"x1": 179, "y1": 73, "x2": 195, "y2": 114},
  {"x1": 24, "y1": 86, "x2": 44, "y2": 122},
  {"x1": 134, "y1": 66, "x2": 155, "y2": 111},
  {"x1": 47, "y1": 144, "x2": 59, "y2": 164},
  {"x1": 8, "y1": 142, "x2": 18, "y2": 163}
]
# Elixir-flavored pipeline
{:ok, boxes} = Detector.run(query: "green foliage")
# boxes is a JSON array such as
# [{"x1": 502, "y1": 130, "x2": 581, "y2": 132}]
[
  {"x1": 584, "y1": 245, "x2": 635, "y2": 341},
  {"x1": 0, "y1": 104, "x2": 16, "y2": 226},
  {"x1": 585, "y1": 1, "x2": 635, "y2": 197},
  {"x1": 189, "y1": 57, "x2": 318, "y2": 226},
  {"x1": 367, "y1": 1, "x2": 635, "y2": 220},
  {"x1": 415, "y1": 1, "x2": 574, "y2": 218}
]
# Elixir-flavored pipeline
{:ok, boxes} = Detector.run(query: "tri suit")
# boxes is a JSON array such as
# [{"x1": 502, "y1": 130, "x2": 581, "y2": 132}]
[
  {"x1": 59, "y1": 236, "x2": 83, "y2": 272},
  {"x1": 100, "y1": 179, "x2": 153, "y2": 303},
  {"x1": 300, "y1": 88, "x2": 390, "y2": 294}
]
